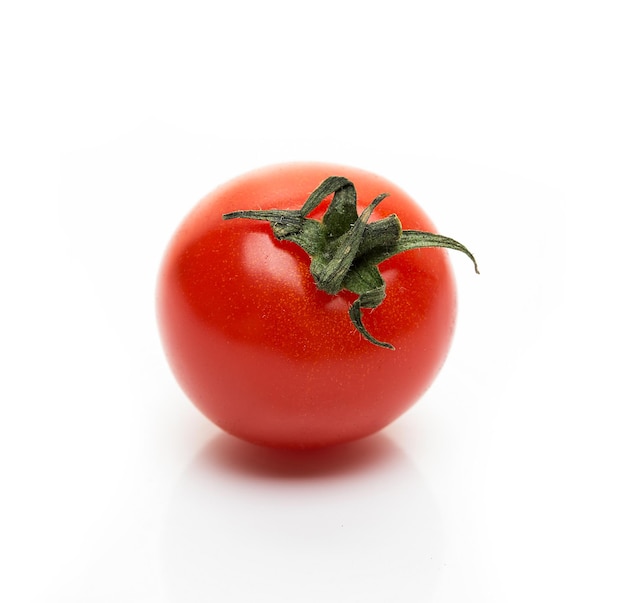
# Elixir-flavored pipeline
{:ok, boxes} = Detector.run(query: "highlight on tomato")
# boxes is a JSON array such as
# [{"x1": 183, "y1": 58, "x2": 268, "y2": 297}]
[{"x1": 157, "y1": 163, "x2": 478, "y2": 449}]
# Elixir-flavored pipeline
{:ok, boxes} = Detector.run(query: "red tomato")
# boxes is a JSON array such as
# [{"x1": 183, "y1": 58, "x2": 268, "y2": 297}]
[{"x1": 157, "y1": 163, "x2": 475, "y2": 449}]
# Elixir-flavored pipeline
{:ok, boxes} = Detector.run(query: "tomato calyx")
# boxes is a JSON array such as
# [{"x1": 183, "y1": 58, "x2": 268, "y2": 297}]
[{"x1": 223, "y1": 176, "x2": 478, "y2": 350}]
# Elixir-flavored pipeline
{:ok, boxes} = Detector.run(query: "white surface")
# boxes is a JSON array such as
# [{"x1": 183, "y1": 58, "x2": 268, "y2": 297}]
[{"x1": 2, "y1": 1, "x2": 625, "y2": 601}]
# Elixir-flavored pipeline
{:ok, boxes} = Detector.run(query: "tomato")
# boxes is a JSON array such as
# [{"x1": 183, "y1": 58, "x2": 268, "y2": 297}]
[{"x1": 157, "y1": 163, "x2": 476, "y2": 449}]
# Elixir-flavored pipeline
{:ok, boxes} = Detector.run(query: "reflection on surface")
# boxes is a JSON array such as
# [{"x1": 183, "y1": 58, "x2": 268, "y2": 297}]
[
  {"x1": 198, "y1": 431, "x2": 406, "y2": 480},
  {"x1": 242, "y1": 232, "x2": 304, "y2": 294},
  {"x1": 161, "y1": 432, "x2": 443, "y2": 603}
]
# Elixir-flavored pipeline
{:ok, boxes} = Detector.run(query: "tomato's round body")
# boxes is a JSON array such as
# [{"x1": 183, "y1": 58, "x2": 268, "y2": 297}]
[{"x1": 157, "y1": 163, "x2": 457, "y2": 449}]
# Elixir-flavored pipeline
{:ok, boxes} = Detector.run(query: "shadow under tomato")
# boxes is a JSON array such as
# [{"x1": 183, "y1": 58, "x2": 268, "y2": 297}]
[
  {"x1": 196, "y1": 430, "x2": 404, "y2": 480},
  {"x1": 161, "y1": 425, "x2": 444, "y2": 603}
]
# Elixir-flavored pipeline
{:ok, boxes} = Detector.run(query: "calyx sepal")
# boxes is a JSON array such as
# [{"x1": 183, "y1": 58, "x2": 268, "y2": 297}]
[{"x1": 223, "y1": 176, "x2": 478, "y2": 349}]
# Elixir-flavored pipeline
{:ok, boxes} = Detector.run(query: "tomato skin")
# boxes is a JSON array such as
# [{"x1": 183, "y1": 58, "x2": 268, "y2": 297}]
[{"x1": 157, "y1": 163, "x2": 457, "y2": 449}]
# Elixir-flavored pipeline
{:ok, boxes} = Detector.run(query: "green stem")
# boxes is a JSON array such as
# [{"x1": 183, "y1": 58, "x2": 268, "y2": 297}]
[{"x1": 223, "y1": 176, "x2": 478, "y2": 349}]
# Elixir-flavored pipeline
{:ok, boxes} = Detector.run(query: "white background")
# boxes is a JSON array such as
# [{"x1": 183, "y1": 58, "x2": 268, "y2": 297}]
[{"x1": 2, "y1": 1, "x2": 625, "y2": 601}]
